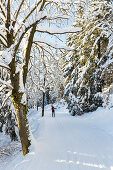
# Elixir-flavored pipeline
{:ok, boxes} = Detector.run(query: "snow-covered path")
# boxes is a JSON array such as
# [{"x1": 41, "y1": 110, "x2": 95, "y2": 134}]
[
  {"x1": 2, "y1": 106, "x2": 113, "y2": 170},
  {"x1": 27, "y1": 107, "x2": 113, "y2": 170},
  {"x1": 36, "y1": 119, "x2": 113, "y2": 170}
]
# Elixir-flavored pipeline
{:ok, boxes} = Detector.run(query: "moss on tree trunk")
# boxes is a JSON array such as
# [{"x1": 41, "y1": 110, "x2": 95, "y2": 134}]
[{"x1": 12, "y1": 91, "x2": 31, "y2": 156}]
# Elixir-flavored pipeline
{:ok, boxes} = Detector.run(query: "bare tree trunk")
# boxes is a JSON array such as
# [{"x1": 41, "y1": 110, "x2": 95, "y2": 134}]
[
  {"x1": 37, "y1": 101, "x2": 38, "y2": 111},
  {"x1": 42, "y1": 91, "x2": 45, "y2": 117},
  {"x1": 42, "y1": 77, "x2": 45, "y2": 117},
  {"x1": 12, "y1": 92, "x2": 31, "y2": 156},
  {"x1": 98, "y1": 39, "x2": 101, "y2": 59},
  {"x1": 46, "y1": 88, "x2": 50, "y2": 104}
]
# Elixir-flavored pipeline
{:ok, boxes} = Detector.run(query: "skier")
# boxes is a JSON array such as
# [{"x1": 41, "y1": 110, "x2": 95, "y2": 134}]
[{"x1": 51, "y1": 105, "x2": 55, "y2": 117}]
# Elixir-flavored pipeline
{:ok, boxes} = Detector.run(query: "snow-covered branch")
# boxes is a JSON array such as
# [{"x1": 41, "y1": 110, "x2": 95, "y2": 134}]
[
  {"x1": 0, "y1": 61, "x2": 10, "y2": 70},
  {"x1": 0, "y1": 84, "x2": 6, "y2": 92},
  {"x1": 0, "y1": 33, "x2": 7, "y2": 44},
  {"x1": 0, "y1": 91, "x2": 12, "y2": 109},
  {"x1": 14, "y1": 1, "x2": 45, "y2": 37},
  {"x1": 0, "y1": 3, "x2": 6, "y2": 18},
  {"x1": 36, "y1": 27, "x2": 82, "y2": 34},
  {"x1": 34, "y1": 39, "x2": 72, "y2": 50},
  {"x1": 14, "y1": 0, "x2": 25, "y2": 21},
  {"x1": 0, "y1": 79, "x2": 12, "y2": 90},
  {"x1": 14, "y1": 14, "x2": 47, "y2": 56}
]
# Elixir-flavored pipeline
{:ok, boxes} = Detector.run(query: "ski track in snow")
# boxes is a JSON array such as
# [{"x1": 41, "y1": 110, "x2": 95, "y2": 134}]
[
  {"x1": 1, "y1": 106, "x2": 113, "y2": 170},
  {"x1": 34, "y1": 114, "x2": 113, "y2": 170}
]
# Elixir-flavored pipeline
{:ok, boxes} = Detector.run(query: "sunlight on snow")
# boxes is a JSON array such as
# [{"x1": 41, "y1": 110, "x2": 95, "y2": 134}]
[
  {"x1": 76, "y1": 161, "x2": 106, "y2": 169},
  {"x1": 56, "y1": 158, "x2": 106, "y2": 169},
  {"x1": 67, "y1": 150, "x2": 96, "y2": 158},
  {"x1": 56, "y1": 160, "x2": 66, "y2": 163},
  {"x1": 56, "y1": 160, "x2": 74, "y2": 164}
]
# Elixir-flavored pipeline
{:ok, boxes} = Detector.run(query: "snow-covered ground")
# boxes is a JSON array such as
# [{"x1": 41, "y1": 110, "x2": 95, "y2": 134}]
[
  {"x1": 0, "y1": 132, "x2": 21, "y2": 169},
  {"x1": 1, "y1": 104, "x2": 113, "y2": 170}
]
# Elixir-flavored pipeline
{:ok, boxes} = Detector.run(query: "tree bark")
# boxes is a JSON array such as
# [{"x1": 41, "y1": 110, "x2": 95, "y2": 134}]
[
  {"x1": 37, "y1": 101, "x2": 38, "y2": 111},
  {"x1": 98, "y1": 39, "x2": 101, "y2": 59},
  {"x1": 23, "y1": 24, "x2": 37, "y2": 86},
  {"x1": 12, "y1": 91, "x2": 31, "y2": 156},
  {"x1": 42, "y1": 77, "x2": 45, "y2": 117},
  {"x1": 42, "y1": 92, "x2": 45, "y2": 117},
  {"x1": 46, "y1": 88, "x2": 50, "y2": 104}
]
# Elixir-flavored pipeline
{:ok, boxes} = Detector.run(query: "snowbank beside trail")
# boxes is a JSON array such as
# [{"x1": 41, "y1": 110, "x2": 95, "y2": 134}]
[
  {"x1": 0, "y1": 133, "x2": 11, "y2": 148},
  {"x1": 1, "y1": 105, "x2": 113, "y2": 170},
  {"x1": 81, "y1": 107, "x2": 113, "y2": 137},
  {"x1": 0, "y1": 133, "x2": 22, "y2": 170}
]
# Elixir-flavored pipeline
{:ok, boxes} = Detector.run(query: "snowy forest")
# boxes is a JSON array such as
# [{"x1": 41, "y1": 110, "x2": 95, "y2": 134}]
[{"x1": 0, "y1": 0, "x2": 113, "y2": 170}]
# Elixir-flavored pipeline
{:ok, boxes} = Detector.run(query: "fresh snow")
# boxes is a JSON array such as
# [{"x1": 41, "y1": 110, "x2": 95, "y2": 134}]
[
  {"x1": 34, "y1": 38, "x2": 72, "y2": 50},
  {"x1": 0, "y1": 79, "x2": 13, "y2": 90},
  {"x1": 0, "y1": 60, "x2": 10, "y2": 70},
  {"x1": 36, "y1": 27, "x2": 82, "y2": 34},
  {"x1": 1, "y1": 105, "x2": 113, "y2": 170}
]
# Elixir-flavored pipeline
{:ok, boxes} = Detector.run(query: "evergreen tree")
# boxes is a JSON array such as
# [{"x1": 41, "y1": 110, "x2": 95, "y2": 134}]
[
  {"x1": 0, "y1": 67, "x2": 18, "y2": 140},
  {"x1": 64, "y1": 0, "x2": 113, "y2": 115}
]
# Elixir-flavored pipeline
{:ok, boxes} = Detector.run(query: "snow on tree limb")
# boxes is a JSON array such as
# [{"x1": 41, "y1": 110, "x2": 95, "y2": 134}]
[
  {"x1": 0, "y1": 3, "x2": 6, "y2": 18},
  {"x1": 34, "y1": 39, "x2": 72, "y2": 50},
  {"x1": 36, "y1": 27, "x2": 82, "y2": 34},
  {"x1": 0, "y1": 84, "x2": 6, "y2": 92},
  {"x1": 14, "y1": 14, "x2": 47, "y2": 57},
  {"x1": 0, "y1": 61, "x2": 10, "y2": 69},
  {"x1": 0, "y1": 91, "x2": 12, "y2": 109},
  {"x1": 14, "y1": 1, "x2": 46, "y2": 38},
  {"x1": 14, "y1": 0, "x2": 26, "y2": 22},
  {"x1": 0, "y1": 79, "x2": 12, "y2": 90},
  {"x1": 0, "y1": 32, "x2": 7, "y2": 44},
  {"x1": 21, "y1": 1, "x2": 42, "y2": 24},
  {"x1": 1, "y1": 48, "x2": 14, "y2": 65}
]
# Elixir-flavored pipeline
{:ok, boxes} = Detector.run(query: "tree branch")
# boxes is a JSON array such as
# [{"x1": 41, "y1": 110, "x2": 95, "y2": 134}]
[
  {"x1": 15, "y1": 0, "x2": 42, "y2": 36},
  {"x1": 0, "y1": 91, "x2": 12, "y2": 109},
  {"x1": 15, "y1": 0, "x2": 25, "y2": 21},
  {"x1": 0, "y1": 62, "x2": 10, "y2": 70},
  {"x1": 36, "y1": 27, "x2": 82, "y2": 34},
  {"x1": 0, "y1": 79, "x2": 13, "y2": 90},
  {"x1": 23, "y1": 24, "x2": 37, "y2": 86},
  {"x1": 33, "y1": 40, "x2": 71, "y2": 50},
  {"x1": 0, "y1": 39, "x2": 7, "y2": 48},
  {"x1": 0, "y1": 3, "x2": 6, "y2": 18},
  {"x1": 14, "y1": 15, "x2": 47, "y2": 57}
]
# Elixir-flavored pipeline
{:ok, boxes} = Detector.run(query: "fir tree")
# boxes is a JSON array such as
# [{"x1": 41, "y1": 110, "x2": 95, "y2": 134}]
[{"x1": 64, "y1": 0, "x2": 113, "y2": 115}]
